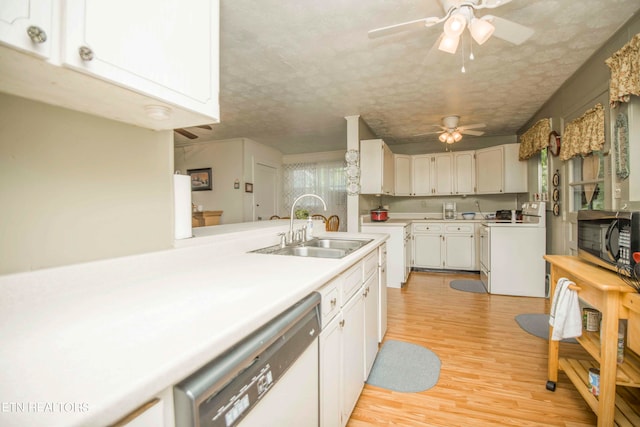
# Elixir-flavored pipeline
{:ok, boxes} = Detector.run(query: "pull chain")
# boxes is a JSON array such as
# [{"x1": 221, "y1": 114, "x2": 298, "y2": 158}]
[
  {"x1": 461, "y1": 34, "x2": 466, "y2": 73},
  {"x1": 469, "y1": 35, "x2": 475, "y2": 61}
]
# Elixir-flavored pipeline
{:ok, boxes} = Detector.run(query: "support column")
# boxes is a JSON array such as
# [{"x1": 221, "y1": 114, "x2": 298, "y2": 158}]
[{"x1": 345, "y1": 115, "x2": 360, "y2": 233}]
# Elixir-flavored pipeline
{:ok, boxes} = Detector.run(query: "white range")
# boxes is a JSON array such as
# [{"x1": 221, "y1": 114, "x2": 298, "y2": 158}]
[{"x1": 479, "y1": 202, "x2": 547, "y2": 297}]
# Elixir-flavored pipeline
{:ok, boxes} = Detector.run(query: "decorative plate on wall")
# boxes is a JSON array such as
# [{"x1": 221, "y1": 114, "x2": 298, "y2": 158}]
[
  {"x1": 553, "y1": 203, "x2": 560, "y2": 216},
  {"x1": 552, "y1": 188, "x2": 560, "y2": 202},
  {"x1": 552, "y1": 170, "x2": 560, "y2": 187}
]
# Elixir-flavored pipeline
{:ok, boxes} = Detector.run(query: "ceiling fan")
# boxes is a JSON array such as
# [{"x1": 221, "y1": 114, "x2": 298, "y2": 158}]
[
  {"x1": 368, "y1": 0, "x2": 534, "y2": 55},
  {"x1": 417, "y1": 115, "x2": 486, "y2": 144},
  {"x1": 174, "y1": 125, "x2": 213, "y2": 140}
]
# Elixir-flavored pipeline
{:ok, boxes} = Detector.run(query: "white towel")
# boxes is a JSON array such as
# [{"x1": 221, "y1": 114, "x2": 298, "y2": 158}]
[{"x1": 549, "y1": 277, "x2": 582, "y2": 340}]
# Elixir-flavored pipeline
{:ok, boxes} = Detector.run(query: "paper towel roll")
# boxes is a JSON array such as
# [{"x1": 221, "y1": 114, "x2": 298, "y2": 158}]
[{"x1": 174, "y1": 174, "x2": 192, "y2": 239}]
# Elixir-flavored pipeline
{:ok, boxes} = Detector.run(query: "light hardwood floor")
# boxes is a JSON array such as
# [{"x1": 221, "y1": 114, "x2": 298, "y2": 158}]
[{"x1": 347, "y1": 271, "x2": 599, "y2": 427}]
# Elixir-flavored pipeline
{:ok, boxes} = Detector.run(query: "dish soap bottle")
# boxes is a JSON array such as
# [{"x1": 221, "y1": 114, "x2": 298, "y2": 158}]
[{"x1": 306, "y1": 217, "x2": 313, "y2": 240}]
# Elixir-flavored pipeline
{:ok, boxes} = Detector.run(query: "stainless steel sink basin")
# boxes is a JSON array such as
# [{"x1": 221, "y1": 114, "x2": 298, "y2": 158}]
[
  {"x1": 304, "y1": 238, "x2": 371, "y2": 250},
  {"x1": 250, "y1": 237, "x2": 372, "y2": 259},
  {"x1": 275, "y1": 246, "x2": 347, "y2": 258}
]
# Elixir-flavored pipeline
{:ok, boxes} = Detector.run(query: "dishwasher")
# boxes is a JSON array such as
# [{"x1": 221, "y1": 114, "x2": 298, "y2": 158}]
[{"x1": 174, "y1": 292, "x2": 320, "y2": 427}]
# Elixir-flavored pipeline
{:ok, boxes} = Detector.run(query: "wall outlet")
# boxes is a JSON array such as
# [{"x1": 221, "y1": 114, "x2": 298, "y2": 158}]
[{"x1": 614, "y1": 183, "x2": 622, "y2": 199}]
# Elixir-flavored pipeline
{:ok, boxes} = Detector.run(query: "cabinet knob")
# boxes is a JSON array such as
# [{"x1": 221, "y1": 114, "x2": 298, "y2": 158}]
[
  {"x1": 27, "y1": 26, "x2": 47, "y2": 44},
  {"x1": 78, "y1": 46, "x2": 94, "y2": 61},
  {"x1": 330, "y1": 297, "x2": 337, "y2": 307},
  {"x1": 339, "y1": 319, "x2": 345, "y2": 328}
]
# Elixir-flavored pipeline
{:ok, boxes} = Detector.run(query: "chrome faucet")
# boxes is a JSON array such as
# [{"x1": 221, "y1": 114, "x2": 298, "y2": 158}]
[{"x1": 288, "y1": 193, "x2": 327, "y2": 244}]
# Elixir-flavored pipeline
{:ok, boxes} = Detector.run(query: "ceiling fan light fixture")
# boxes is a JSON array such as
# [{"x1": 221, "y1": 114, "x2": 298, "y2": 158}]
[
  {"x1": 469, "y1": 16, "x2": 495, "y2": 45},
  {"x1": 443, "y1": 14, "x2": 467, "y2": 37},
  {"x1": 439, "y1": 133, "x2": 448, "y2": 143},
  {"x1": 438, "y1": 34, "x2": 460, "y2": 54},
  {"x1": 453, "y1": 131, "x2": 463, "y2": 142},
  {"x1": 446, "y1": 134, "x2": 455, "y2": 144}
]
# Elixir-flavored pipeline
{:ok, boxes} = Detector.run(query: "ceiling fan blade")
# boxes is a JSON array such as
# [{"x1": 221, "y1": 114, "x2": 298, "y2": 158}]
[
  {"x1": 483, "y1": 15, "x2": 534, "y2": 45},
  {"x1": 411, "y1": 129, "x2": 445, "y2": 137},
  {"x1": 460, "y1": 129, "x2": 485, "y2": 136},
  {"x1": 474, "y1": 0, "x2": 514, "y2": 10},
  {"x1": 458, "y1": 123, "x2": 486, "y2": 130},
  {"x1": 174, "y1": 128, "x2": 198, "y2": 139},
  {"x1": 368, "y1": 16, "x2": 442, "y2": 39},
  {"x1": 195, "y1": 125, "x2": 212, "y2": 130}
]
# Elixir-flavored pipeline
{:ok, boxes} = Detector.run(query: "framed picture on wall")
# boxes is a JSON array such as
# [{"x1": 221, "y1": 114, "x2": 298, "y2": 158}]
[{"x1": 187, "y1": 168, "x2": 212, "y2": 191}]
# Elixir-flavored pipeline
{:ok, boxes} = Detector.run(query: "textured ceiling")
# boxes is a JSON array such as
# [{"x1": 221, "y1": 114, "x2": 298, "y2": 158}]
[{"x1": 174, "y1": 0, "x2": 640, "y2": 155}]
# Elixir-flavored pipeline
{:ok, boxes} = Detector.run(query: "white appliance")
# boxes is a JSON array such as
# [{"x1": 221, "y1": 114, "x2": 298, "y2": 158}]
[
  {"x1": 443, "y1": 202, "x2": 456, "y2": 220},
  {"x1": 480, "y1": 202, "x2": 546, "y2": 297},
  {"x1": 173, "y1": 293, "x2": 320, "y2": 427}
]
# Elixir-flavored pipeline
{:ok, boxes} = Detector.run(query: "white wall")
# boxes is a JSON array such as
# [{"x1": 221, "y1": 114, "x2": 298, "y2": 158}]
[
  {"x1": 174, "y1": 138, "x2": 245, "y2": 223},
  {"x1": 0, "y1": 93, "x2": 174, "y2": 275},
  {"x1": 175, "y1": 137, "x2": 283, "y2": 224}
]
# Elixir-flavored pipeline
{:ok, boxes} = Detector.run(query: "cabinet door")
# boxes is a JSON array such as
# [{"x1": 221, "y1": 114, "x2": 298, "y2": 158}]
[
  {"x1": 445, "y1": 234, "x2": 475, "y2": 269},
  {"x1": 476, "y1": 146, "x2": 504, "y2": 194},
  {"x1": 394, "y1": 154, "x2": 411, "y2": 196},
  {"x1": 413, "y1": 234, "x2": 442, "y2": 268},
  {"x1": 412, "y1": 155, "x2": 432, "y2": 196},
  {"x1": 63, "y1": 0, "x2": 219, "y2": 120},
  {"x1": 320, "y1": 314, "x2": 343, "y2": 427},
  {"x1": 0, "y1": 0, "x2": 53, "y2": 58},
  {"x1": 433, "y1": 153, "x2": 453, "y2": 195},
  {"x1": 341, "y1": 292, "x2": 365, "y2": 423},
  {"x1": 363, "y1": 274, "x2": 379, "y2": 379},
  {"x1": 360, "y1": 139, "x2": 383, "y2": 194},
  {"x1": 382, "y1": 142, "x2": 395, "y2": 195},
  {"x1": 454, "y1": 151, "x2": 476, "y2": 195},
  {"x1": 503, "y1": 143, "x2": 528, "y2": 193}
]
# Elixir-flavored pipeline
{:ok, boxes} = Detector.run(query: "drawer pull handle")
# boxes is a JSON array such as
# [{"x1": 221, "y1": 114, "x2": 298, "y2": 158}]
[
  {"x1": 330, "y1": 297, "x2": 337, "y2": 307},
  {"x1": 339, "y1": 319, "x2": 345, "y2": 327},
  {"x1": 27, "y1": 26, "x2": 47, "y2": 44},
  {"x1": 568, "y1": 284, "x2": 582, "y2": 292}
]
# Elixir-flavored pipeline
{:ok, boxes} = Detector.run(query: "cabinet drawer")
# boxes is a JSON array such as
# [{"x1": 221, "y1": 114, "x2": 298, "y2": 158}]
[
  {"x1": 318, "y1": 278, "x2": 341, "y2": 327},
  {"x1": 412, "y1": 223, "x2": 443, "y2": 233},
  {"x1": 363, "y1": 250, "x2": 378, "y2": 281},
  {"x1": 444, "y1": 223, "x2": 474, "y2": 233},
  {"x1": 342, "y1": 262, "x2": 363, "y2": 302}
]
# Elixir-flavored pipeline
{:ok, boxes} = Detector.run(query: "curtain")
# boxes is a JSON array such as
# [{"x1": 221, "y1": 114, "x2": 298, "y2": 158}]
[
  {"x1": 518, "y1": 118, "x2": 551, "y2": 160},
  {"x1": 560, "y1": 103, "x2": 605, "y2": 161},
  {"x1": 605, "y1": 33, "x2": 640, "y2": 107},
  {"x1": 282, "y1": 160, "x2": 347, "y2": 231}
]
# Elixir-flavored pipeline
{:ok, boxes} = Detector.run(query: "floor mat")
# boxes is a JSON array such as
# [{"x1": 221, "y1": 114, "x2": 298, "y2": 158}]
[
  {"x1": 449, "y1": 279, "x2": 487, "y2": 293},
  {"x1": 366, "y1": 340, "x2": 441, "y2": 393},
  {"x1": 515, "y1": 313, "x2": 578, "y2": 344}
]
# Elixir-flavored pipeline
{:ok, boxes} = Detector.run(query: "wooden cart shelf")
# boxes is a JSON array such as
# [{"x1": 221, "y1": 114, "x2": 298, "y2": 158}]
[
  {"x1": 544, "y1": 255, "x2": 640, "y2": 427},
  {"x1": 559, "y1": 357, "x2": 640, "y2": 426}
]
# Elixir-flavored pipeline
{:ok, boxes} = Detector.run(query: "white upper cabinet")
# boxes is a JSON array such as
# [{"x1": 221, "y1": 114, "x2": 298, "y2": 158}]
[
  {"x1": 0, "y1": 0, "x2": 220, "y2": 130},
  {"x1": 360, "y1": 139, "x2": 395, "y2": 195},
  {"x1": 476, "y1": 144, "x2": 527, "y2": 194},
  {"x1": 454, "y1": 151, "x2": 476, "y2": 195},
  {"x1": 394, "y1": 154, "x2": 411, "y2": 196},
  {"x1": 476, "y1": 146, "x2": 504, "y2": 194},
  {"x1": 412, "y1": 154, "x2": 432, "y2": 196},
  {"x1": 432, "y1": 153, "x2": 454, "y2": 195},
  {"x1": 0, "y1": 0, "x2": 53, "y2": 59}
]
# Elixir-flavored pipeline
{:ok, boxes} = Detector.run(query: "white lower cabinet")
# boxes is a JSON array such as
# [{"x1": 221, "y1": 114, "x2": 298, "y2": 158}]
[
  {"x1": 319, "y1": 248, "x2": 382, "y2": 427},
  {"x1": 413, "y1": 223, "x2": 477, "y2": 270}
]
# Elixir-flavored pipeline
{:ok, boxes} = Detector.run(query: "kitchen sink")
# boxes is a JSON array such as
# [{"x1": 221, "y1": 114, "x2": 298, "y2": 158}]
[
  {"x1": 250, "y1": 238, "x2": 372, "y2": 259},
  {"x1": 304, "y1": 238, "x2": 370, "y2": 250},
  {"x1": 275, "y1": 246, "x2": 347, "y2": 258}
]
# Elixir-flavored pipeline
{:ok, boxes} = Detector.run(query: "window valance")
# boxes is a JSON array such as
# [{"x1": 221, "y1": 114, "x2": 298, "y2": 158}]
[
  {"x1": 560, "y1": 103, "x2": 605, "y2": 161},
  {"x1": 605, "y1": 33, "x2": 640, "y2": 107},
  {"x1": 518, "y1": 118, "x2": 550, "y2": 160}
]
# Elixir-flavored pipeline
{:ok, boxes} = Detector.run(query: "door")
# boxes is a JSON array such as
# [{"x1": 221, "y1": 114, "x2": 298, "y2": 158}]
[
  {"x1": 0, "y1": 0, "x2": 53, "y2": 58},
  {"x1": 454, "y1": 151, "x2": 476, "y2": 195},
  {"x1": 320, "y1": 315, "x2": 342, "y2": 427},
  {"x1": 363, "y1": 273, "x2": 378, "y2": 379},
  {"x1": 413, "y1": 234, "x2": 442, "y2": 268},
  {"x1": 341, "y1": 292, "x2": 364, "y2": 422},
  {"x1": 444, "y1": 234, "x2": 474, "y2": 269},
  {"x1": 394, "y1": 154, "x2": 411, "y2": 196},
  {"x1": 254, "y1": 163, "x2": 277, "y2": 221},
  {"x1": 476, "y1": 146, "x2": 504, "y2": 194},
  {"x1": 63, "y1": 0, "x2": 219, "y2": 118},
  {"x1": 412, "y1": 155, "x2": 432, "y2": 196},
  {"x1": 433, "y1": 153, "x2": 453, "y2": 195}
]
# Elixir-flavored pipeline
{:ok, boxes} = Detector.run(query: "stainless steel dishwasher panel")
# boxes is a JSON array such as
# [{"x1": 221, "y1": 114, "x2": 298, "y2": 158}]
[{"x1": 174, "y1": 292, "x2": 321, "y2": 427}]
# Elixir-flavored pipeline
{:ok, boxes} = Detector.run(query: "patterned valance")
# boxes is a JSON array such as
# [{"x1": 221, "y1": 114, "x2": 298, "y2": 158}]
[
  {"x1": 560, "y1": 104, "x2": 605, "y2": 161},
  {"x1": 605, "y1": 33, "x2": 640, "y2": 107},
  {"x1": 518, "y1": 118, "x2": 551, "y2": 160}
]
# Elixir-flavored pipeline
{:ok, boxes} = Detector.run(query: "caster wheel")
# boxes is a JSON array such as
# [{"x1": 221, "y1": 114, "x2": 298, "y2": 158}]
[{"x1": 546, "y1": 380, "x2": 556, "y2": 391}]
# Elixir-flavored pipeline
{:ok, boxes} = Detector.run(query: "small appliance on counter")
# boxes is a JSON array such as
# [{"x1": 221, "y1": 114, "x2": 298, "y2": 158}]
[
  {"x1": 370, "y1": 206, "x2": 389, "y2": 222},
  {"x1": 443, "y1": 202, "x2": 456, "y2": 220},
  {"x1": 495, "y1": 209, "x2": 522, "y2": 221}
]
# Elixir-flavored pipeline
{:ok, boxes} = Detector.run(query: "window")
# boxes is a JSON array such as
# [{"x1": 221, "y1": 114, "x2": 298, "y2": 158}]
[
  {"x1": 540, "y1": 147, "x2": 549, "y2": 196},
  {"x1": 568, "y1": 151, "x2": 606, "y2": 211},
  {"x1": 282, "y1": 160, "x2": 347, "y2": 230}
]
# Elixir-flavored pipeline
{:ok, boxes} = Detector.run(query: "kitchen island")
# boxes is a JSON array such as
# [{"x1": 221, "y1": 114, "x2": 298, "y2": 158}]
[{"x1": 0, "y1": 222, "x2": 387, "y2": 427}]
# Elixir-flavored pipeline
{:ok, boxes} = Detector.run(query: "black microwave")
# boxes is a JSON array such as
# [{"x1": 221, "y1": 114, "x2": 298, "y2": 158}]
[{"x1": 577, "y1": 210, "x2": 639, "y2": 275}]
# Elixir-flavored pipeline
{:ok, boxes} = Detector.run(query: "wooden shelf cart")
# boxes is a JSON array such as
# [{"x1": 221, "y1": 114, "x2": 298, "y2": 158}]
[{"x1": 544, "y1": 255, "x2": 640, "y2": 427}]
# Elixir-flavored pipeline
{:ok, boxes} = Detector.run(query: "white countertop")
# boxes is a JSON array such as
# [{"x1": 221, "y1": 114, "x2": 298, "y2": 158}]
[{"x1": 0, "y1": 225, "x2": 387, "y2": 427}]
